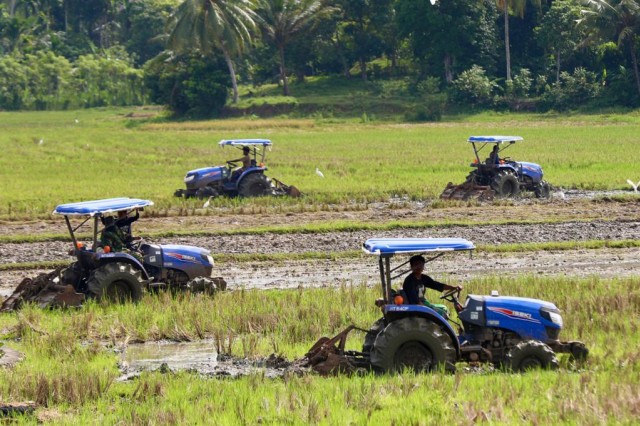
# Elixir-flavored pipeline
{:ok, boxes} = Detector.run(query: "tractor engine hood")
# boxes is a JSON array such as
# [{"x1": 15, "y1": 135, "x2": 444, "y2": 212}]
[
  {"x1": 184, "y1": 166, "x2": 227, "y2": 188},
  {"x1": 159, "y1": 244, "x2": 214, "y2": 280},
  {"x1": 517, "y1": 161, "x2": 543, "y2": 176}
]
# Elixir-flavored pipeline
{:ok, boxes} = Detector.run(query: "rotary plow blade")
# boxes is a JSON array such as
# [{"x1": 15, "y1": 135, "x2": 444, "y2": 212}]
[
  {"x1": 440, "y1": 181, "x2": 495, "y2": 201},
  {"x1": 301, "y1": 325, "x2": 371, "y2": 376},
  {"x1": 0, "y1": 266, "x2": 85, "y2": 312},
  {"x1": 271, "y1": 177, "x2": 302, "y2": 197}
]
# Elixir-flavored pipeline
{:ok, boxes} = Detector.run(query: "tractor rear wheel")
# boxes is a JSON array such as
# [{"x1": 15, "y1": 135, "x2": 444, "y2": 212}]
[
  {"x1": 534, "y1": 180, "x2": 551, "y2": 199},
  {"x1": 238, "y1": 173, "x2": 273, "y2": 197},
  {"x1": 370, "y1": 317, "x2": 456, "y2": 373},
  {"x1": 505, "y1": 340, "x2": 559, "y2": 372},
  {"x1": 87, "y1": 262, "x2": 145, "y2": 303},
  {"x1": 491, "y1": 170, "x2": 520, "y2": 198},
  {"x1": 362, "y1": 317, "x2": 386, "y2": 354}
]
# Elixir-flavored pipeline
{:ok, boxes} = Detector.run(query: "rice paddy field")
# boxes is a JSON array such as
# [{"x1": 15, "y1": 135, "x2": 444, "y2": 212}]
[
  {"x1": 1, "y1": 108, "x2": 640, "y2": 424},
  {"x1": 1, "y1": 108, "x2": 640, "y2": 218}
]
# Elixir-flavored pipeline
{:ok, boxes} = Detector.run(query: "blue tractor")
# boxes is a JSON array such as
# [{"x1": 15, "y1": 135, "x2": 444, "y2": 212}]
[
  {"x1": 52, "y1": 198, "x2": 225, "y2": 303},
  {"x1": 305, "y1": 238, "x2": 587, "y2": 374},
  {"x1": 441, "y1": 136, "x2": 551, "y2": 200},
  {"x1": 174, "y1": 139, "x2": 300, "y2": 199}
]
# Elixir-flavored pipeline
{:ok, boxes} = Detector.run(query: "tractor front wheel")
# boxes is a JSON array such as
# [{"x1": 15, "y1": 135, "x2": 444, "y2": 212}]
[
  {"x1": 491, "y1": 170, "x2": 520, "y2": 198},
  {"x1": 534, "y1": 180, "x2": 551, "y2": 199},
  {"x1": 87, "y1": 262, "x2": 145, "y2": 303},
  {"x1": 238, "y1": 173, "x2": 273, "y2": 197},
  {"x1": 505, "y1": 340, "x2": 559, "y2": 372},
  {"x1": 370, "y1": 317, "x2": 456, "y2": 373}
]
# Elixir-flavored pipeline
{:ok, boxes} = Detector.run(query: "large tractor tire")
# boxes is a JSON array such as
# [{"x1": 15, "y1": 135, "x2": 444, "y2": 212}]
[
  {"x1": 87, "y1": 262, "x2": 145, "y2": 303},
  {"x1": 534, "y1": 180, "x2": 551, "y2": 199},
  {"x1": 362, "y1": 317, "x2": 386, "y2": 354},
  {"x1": 491, "y1": 170, "x2": 520, "y2": 198},
  {"x1": 238, "y1": 173, "x2": 273, "y2": 197},
  {"x1": 370, "y1": 317, "x2": 456, "y2": 373},
  {"x1": 505, "y1": 340, "x2": 559, "y2": 372}
]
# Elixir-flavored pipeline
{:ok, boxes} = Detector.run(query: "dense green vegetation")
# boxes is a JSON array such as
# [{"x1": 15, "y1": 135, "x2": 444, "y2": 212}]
[
  {"x1": 1, "y1": 109, "x2": 640, "y2": 219},
  {"x1": 1, "y1": 0, "x2": 640, "y2": 115},
  {"x1": 0, "y1": 275, "x2": 638, "y2": 423}
]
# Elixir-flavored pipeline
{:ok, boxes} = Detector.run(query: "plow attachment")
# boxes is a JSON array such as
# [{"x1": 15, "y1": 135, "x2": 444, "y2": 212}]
[
  {"x1": 271, "y1": 177, "x2": 302, "y2": 197},
  {"x1": 0, "y1": 267, "x2": 85, "y2": 312},
  {"x1": 440, "y1": 182, "x2": 495, "y2": 201},
  {"x1": 301, "y1": 325, "x2": 370, "y2": 376}
]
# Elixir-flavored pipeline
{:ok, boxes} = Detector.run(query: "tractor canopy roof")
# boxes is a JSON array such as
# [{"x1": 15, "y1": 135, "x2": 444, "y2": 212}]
[
  {"x1": 53, "y1": 198, "x2": 153, "y2": 216},
  {"x1": 363, "y1": 238, "x2": 475, "y2": 256},
  {"x1": 219, "y1": 139, "x2": 272, "y2": 148},
  {"x1": 468, "y1": 136, "x2": 523, "y2": 144}
]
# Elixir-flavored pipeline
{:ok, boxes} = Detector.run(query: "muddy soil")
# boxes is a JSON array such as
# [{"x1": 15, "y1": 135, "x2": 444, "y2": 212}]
[
  {"x1": 1, "y1": 193, "x2": 638, "y2": 238},
  {"x1": 2, "y1": 247, "x2": 639, "y2": 299},
  {"x1": 1, "y1": 219, "x2": 639, "y2": 266},
  {"x1": 117, "y1": 341, "x2": 301, "y2": 381}
]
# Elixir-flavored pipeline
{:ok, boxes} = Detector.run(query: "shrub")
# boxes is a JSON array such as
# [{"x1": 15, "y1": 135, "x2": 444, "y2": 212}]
[
  {"x1": 450, "y1": 65, "x2": 498, "y2": 106},
  {"x1": 542, "y1": 67, "x2": 601, "y2": 111},
  {"x1": 405, "y1": 93, "x2": 447, "y2": 122}
]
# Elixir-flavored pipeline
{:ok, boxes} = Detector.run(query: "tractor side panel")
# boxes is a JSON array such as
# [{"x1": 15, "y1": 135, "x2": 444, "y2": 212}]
[
  {"x1": 161, "y1": 245, "x2": 213, "y2": 280},
  {"x1": 483, "y1": 298, "x2": 551, "y2": 341},
  {"x1": 517, "y1": 162, "x2": 543, "y2": 184},
  {"x1": 185, "y1": 166, "x2": 227, "y2": 190},
  {"x1": 458, "y1": 295, "x2": 486, "y2": 327}
]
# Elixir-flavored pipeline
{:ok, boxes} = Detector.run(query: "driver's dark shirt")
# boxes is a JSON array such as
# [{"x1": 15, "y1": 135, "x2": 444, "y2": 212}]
[{"x1": 402, "y1": 273, "x2": 446, "y2": 304}]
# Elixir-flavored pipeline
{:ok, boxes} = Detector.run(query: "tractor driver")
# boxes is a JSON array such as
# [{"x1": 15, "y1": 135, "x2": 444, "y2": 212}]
[
  {"x1": 100, "y1": 216, "x2": 127, "y2": 252},
  {"x1": 230, "y1": 146, "x2": 252, "y2": 181},
  {"x1": 402, "y1": 255, "x2": 462, "y2": 310},
  {"x1": 487, "y1": 144, "x2": 500, "y2": 166},
  {"x1": 116, "y1": 209, "x2": 139, "y2": 242}
]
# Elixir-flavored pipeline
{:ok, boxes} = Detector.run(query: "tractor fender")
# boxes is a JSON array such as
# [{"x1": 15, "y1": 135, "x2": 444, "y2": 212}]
[
  {"x1": 237, "y1": 166, "x2": 268, "y2": 184},
  {"x1": 384, "y1": 304, "x2": 461, "y2": 356},
  {"x1": 95, "y1": 253, "x2": 150, "y2": 281}
]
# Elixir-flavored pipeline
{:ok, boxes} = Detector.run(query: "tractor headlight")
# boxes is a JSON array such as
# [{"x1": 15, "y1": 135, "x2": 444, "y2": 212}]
[
  {"x1": 540, "y1": 308, "x2": 563, "y2": 327},
  {"x1": 184, "y1": 174, "x2": 195, "y2": 183},
  {"x1": 206, "y1": 255, "x2": 214, "y2": 266},
  {"x1": 548, "y1": 312, "x2": 563, "y2": 327}
]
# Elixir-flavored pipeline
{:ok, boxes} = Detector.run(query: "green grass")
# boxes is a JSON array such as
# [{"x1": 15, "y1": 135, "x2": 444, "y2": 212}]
[
  {"x1": 2, "y1": 108, "x2": 640, "y2": 219},
  {"x1": 0, "y1": 275, "x2": 638, "y2": 423}
]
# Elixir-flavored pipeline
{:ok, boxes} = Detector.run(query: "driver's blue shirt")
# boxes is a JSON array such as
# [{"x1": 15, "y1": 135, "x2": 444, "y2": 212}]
[{"x1": 402, "y1": 273, "x2": 446, "y2": 304}]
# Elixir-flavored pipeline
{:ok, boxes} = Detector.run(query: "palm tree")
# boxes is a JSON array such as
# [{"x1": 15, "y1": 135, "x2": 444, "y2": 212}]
[
  {"x1": 580, "y1": 0, "x2": 640, "y2": 97},
  {"x1": 255, "y1": 0, "x2": 330, "y2": 96},
  {"x1": 167, "y1": 0, "x2": 257, "y2": 103},
  {"x1": 495, "y1": 0, "x2": 542, "y2": 81}
]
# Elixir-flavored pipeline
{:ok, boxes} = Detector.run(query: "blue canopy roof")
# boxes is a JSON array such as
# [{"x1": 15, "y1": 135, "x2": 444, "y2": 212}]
[
  {"x1": 468, "y1": 136, "x2": 523, "y2": 144},
  {"x1": 363, "y1": 238, "x2": 475, "y2": 255},
  {"x1": 53, "y1": 198, "x2": 154, "y2": 216},
  {"x1": 219, "y1": 139, "x2": 272, "y2": 147}
]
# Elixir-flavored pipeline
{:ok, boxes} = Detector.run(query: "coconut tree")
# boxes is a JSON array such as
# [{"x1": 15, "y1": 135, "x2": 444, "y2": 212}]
[
  {"x1": 255, "y1": 0, "x2": 330, "y2": 96},
  {"x1": 167, "y1": 0, "x2": 257, "y2": 103},
  {"x1": 496, "y1": 0, "x2": 542, "y2": 81},
  {"x1": 580, "y1": 0, "x2": 640, "y2": 96}
]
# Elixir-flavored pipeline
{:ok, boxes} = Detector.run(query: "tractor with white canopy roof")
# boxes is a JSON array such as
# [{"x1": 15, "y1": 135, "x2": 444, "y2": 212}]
[
  {"x1": 1, "y1": 198, "x2": 225, "y2": 311},
  {"x1": 174, "y1": 139, "x2": 300, "y2": 199},
  {"x1": 441, "y1": 135, "x2": 551, "y2": 200},
  {"x1": 304, "y1": 237, "x2": 587, "y2": 375}
]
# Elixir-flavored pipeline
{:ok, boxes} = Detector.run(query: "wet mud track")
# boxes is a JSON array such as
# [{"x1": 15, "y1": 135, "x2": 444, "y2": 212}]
[{"x1": 2, "y1": 219, "x2": 640, "y2": 265}]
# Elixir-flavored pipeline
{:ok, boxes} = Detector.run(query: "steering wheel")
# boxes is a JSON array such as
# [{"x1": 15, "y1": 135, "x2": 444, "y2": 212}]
[
  {"x1": 128, "y1": 237, "x2": 145, "y2": 252},
  {"x1": 226, "y1": 160, "x2": 238, "y2": 167},
  {"x1": 440, "y1": 287, "x2": 461, "y2": 301}
]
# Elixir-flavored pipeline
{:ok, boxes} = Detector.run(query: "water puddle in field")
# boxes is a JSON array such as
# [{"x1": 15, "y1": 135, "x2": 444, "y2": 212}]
[{"x1": 118, "y1": 340, "x2": 302, "y2": 381}]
